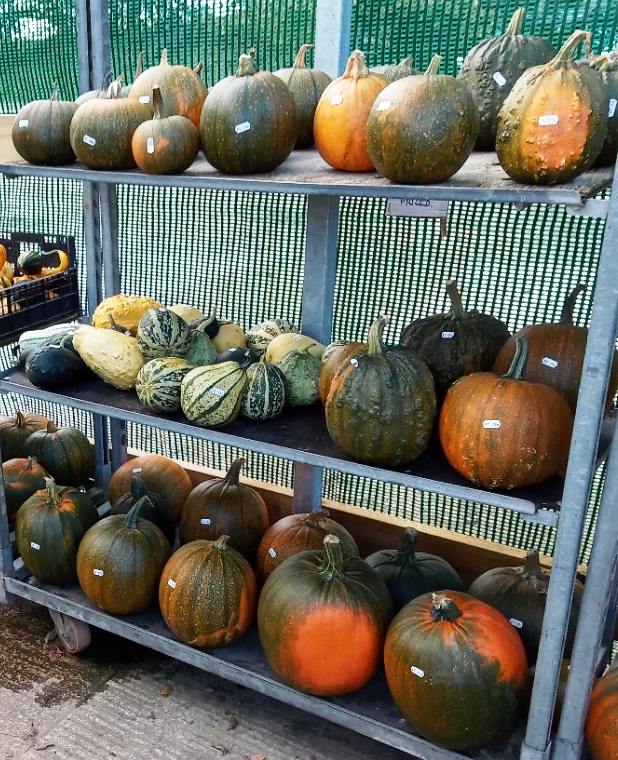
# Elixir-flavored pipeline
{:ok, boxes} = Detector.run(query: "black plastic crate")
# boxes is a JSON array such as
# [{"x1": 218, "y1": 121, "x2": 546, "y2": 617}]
[{"x1": 0, "y1": 233, "x2": 80, "y2": 347}]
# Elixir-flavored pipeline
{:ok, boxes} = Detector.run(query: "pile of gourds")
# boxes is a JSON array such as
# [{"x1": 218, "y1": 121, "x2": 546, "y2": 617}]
[
  {"x1": 0, "y1": 245, "x2": 70, "y2": 315},
  {"x1": 11, "y1": 13, "x2": 618, "y2": 185}
]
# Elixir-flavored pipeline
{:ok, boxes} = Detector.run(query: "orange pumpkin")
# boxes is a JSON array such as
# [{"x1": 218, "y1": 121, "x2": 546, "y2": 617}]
[
  {"x1": 586, "y1": 661, "x2": 618, "y2": 760},
  {"x1": 313, "y1": 49, "x2": 388, "y2": 172}
]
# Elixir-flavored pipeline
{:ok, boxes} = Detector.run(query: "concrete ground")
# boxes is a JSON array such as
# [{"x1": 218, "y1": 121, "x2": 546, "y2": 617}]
[{"x1": 0, "y1": 597, "x2": 411, "y2": 760}]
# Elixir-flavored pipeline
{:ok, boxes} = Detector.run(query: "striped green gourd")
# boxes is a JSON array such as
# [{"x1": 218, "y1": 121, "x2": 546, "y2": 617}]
[
  {"x1": 136, "y1": 307, "x2": 192, "y2": 360},
  {"x1": 246, "y1": 318, "x2": 298, "y2": 353},
  {"x1": 180, "y1": 361, "x2": 248, "y2": 427},
  {"x1": 241, "y1": 357, "x2": 287, "y2": 420},
  {"x1": 135, "y1": 357, "x2": 194, "y2": 413},
  {"x1": 275, "y1": 345, "x2": 321, "y2": 406}
]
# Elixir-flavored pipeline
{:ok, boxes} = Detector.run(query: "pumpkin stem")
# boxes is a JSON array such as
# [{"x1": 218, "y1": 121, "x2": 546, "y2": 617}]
[
  {"x1": 293, "y1": 43, "x2": 313, "y2": 69},
  {"x1": 160, "y1": 48, "x2": 170, "y2": 66},
  {"x1": 236, "y1": 53, "x2": 259, "y2": 78},
  {"x1": 194, "y1": 61, "x2": 204, "y2": 77},
  {"x1": 43, "y1": 476, "x2": 60, "y2": 506},
  {"x1": 123, "y1": 495, "x2": 152, "y2": 529},
  {"x1": 398, "y1": 55, "x2": 416, "y2": 67},
  {"x1": 445, "y1": 280, "x2": 466, "y2": 319},
  {"x1": 367, "y1": 315, "x2": 388, "y2": 356},
  {"x1": 223, "y1": 457, "x2": 245, "y2": 486},
  {"x1": 50, "y1": 83, "x2": 60, "y2": 102},
  {"x1": 133, "y1": 51, "x2": 144, "y2": 80},
  {"x1": 430, "y1": 592, "x2": 464, "y2": 622},
  {"x1": 424, "y1": 54, "x2": 442, "y2": 77},
  {"x1": 106, "y1": 75, "x2": 125, "y2": 99},
  {"x1": 550, "y1": 30, "x2": 590, "y2": 67},
  {"x1": 45, "y1": 420, "x2": 58, "y2": 433},
  {"x1": 316, "y1": 534, "x2": 345, "y2": 581},
  {"x1": 559, "y1": 283, "x2": 587, "y2": 326},
  {"x1": 212, "y1": 534, "x2": 231, "y2": 551},
  {"x1": 502, "y1": 335, "x2": 529, "y2": 380},
  {"x1": 304, "y1": 508, "x2": 331, "y2": 529},
  {"x1": 522, "y1": 548, "x2": 544, "y2": 578},
  {"x1": 151, "y1": 84, "x2": 166, "y2": 120},
  {"x1": 343, "y1": 50, "x2": 370, "y2": 79},
  {"x1": 129, "y1": 474, "x2": 149, "y2": 500},
  {"x1": 395, "y1": 527, "x2": 420, "y2": 565},
  {"x1": 505, "y1": 7, "x2": 526, "y2": 36},
  {"x1": 15, "y1": 410, "x2": 26, "y2": 427}
]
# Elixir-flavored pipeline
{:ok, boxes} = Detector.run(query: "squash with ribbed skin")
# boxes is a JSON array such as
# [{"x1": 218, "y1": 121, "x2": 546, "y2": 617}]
[
  {"x1": 258, "y1": 534, "x2": 394, "y2": 696},
  {"x1": 15, "y1": 477, "x2": 99, "y2": 585},
  {"x1": 159, "y1": 535, "x2": 257, "y2": 647},
  {"x1": 273, "y1": 44, "x2": 332, "y2": 148},
  {"x1": 365, "y1": 527, "x2": 465, "y2": 612},
  {"x1": 366, "y1": 55, "x2": 479, "y2": 184},
  {"x1": 440, "y1": 336, "x2": 574, "y2": 489},
  {"x1": 200, "y1": 53, "x2": 297, "y2": 175},
  {"x1": 136, "y1": 307, "x2": 192, "y2": 360},
  {"x1": 275, "y1": 345, "x2": 321, "y2": 406},
  {"x1": 24, "y1": 421, "x2": 94, "y2": 488},
  {"x1": 179, "y1": 458, "x2": 268, "y2": 560},
  {"x1": 12, "y1": 84, "x2": 77, "y2": 165},
  {"x1": 319, "y1": 340, "x2": 364, "y2": 405},
  {"x1": 496, "y1": 30, "x2": 609, "y2": 184},
  {"x1": 240, "y1": 357, "x2": 287, "y2": 420},
  {"x1": 384, "y1": 591, "x2": 529, "y2": 750},
  {"x1": 245, "y1": 318, "x2": 298, "y2": 353},
  {"x1": 314, "y1": 49, "x2": 388, "y2": 172},
  {"x1": 135, "y1": 358, "x2": 194, "y2": 413},
  {"x1": 0, "y1": 410, "x2": 50, "y2": 462},
  {"x1": 76, "y1": 496, "x2": 172, "y2": 614},
  {"x1": 184, "y1": 330, "x2": 217, "y2": 367},
  {"x1": 370, "y1": 56, "x2": 419, "y2": 83},
  {"x1": 180, "y1": 361, "x2": 248, "y2": 428},
  {"x1": 109, "y1": 474, "x2": 176, "y2": 547},
  {"x1": 325, "y1": 316, "x2": 437, "y2": 467},
  {"x1": 456, "y1": 8, "x2": 555, "y2": 150},
  {"x1": 2, "y1": 457, "x2": 50, "y2": 520}
]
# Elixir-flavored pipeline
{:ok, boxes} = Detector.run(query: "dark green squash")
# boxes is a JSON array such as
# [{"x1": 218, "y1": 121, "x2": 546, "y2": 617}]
[
  {"x1": 16, "y1": 249, "x2": 44, "y2": 275},
  {"x1": 216, "y1": 346, "x2": 260, "y2": 370},
  {"x1": 23, "y1": 420, "x2": 95, "y2": 488},
  {"x1": 580, "y1": 48, "x2": 618, "y2": 167},
  {"x1": 325, "y1": 316, "x2": 437, "y2": 467},
  {"x1": 400, "y1": 279, "x2": 511, "y2": 400},
  {"x1": 384, "y1": 591, "x2": 529, "y2": 750},
  {"x1": 468, "y1": 549, "x2": 584, "y2": 664},
  {"x1": 200, "y1": 53, "x2": 297, "y2": 174},
  {"x1": 370, "y1": 56, "x2": 420, "y2": 83},
  {"x1": 25, "y1": 333, "x2": 92, "y2": 390},
  {"x1": 136, "y1": 306, "x2": 192, "y2": 359},
  {"x1": 365, "y1": 527, "x2": 464, "y2": 611},
  {"x1": 456, "y1": 8, "x2": 555, "y2": 149},
  {"x1": 496, "y1": 30, "x2": 609, "y2": 184},
  {"x1": 366, "y1": 55, "x2": 479, "y2": 184},
  {"x1": 15, "y1": 477, "x2": 99, "y2": 585},
  {"x1": 273, "y1": 43, "x2": 332, "y2": 148},
  {"x1": 76, "y1": 495, "x2": 172, "y2": 614},
  {"x1": 109, "y1": 474, "x2": 176, "y2": 547},
  {"x1": 2, "y1": 456, "x2": 50, "y2": 520},
  {"x1": 12, "y1": 83, "x2": 77, "y2": 165},
  {"x1": 0, "y1": 410, "x2": 50, "y2": 462},
  {"x1": 159, "y1": 535, "x2": 257, "y2": 647},
  {"x1": 240, "y1": 356, "x2": 287, "y2": 420}
]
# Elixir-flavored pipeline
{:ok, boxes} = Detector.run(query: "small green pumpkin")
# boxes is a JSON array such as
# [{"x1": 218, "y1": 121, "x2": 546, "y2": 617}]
[
  {"x1": 180, "y1": 361, "x2": 248, "y2": 427},
  {"x1": 135, "y1": 357, "x2": 194, "y2": 413},
  {"x1": 17, "y1": 250, "x2": 44, "y2": 275},
  {"x1": 0, "y1": 410, "x2": 51, "y2": 462},
  {"x1": 184, "y1": 330, "x2": 217, "y2": 366},
  {"x1": 24, "y1": 421, "x2": 95, "y2": 488},
  {"x1": 12, "y1": 84, "x2": 77, "y2": 165},
  {"x1": 240, "y1": 356, "x2": 287, "y2": 420},
  {"x1": 275, "y1": 345, "x2": 321, "y2": 406}
]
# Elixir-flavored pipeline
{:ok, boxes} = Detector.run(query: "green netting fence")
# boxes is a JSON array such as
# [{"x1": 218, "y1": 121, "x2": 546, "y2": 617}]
[{"x1": 0, "y1": 0, "x2": 616, "y2": 565}]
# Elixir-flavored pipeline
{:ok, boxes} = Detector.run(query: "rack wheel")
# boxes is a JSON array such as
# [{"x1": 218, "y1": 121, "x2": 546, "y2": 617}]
[{"x1": 49, "y1": 609, "x2": 91, "y2": 654}]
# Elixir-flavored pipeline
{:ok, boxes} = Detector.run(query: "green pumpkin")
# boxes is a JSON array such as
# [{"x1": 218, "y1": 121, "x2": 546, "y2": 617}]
[
  {"x1": 400, "y1": 279, "x2": 511, "y2": 400},
  {"x1": 25, "y1": 333, "x2": 92, "y2": 391},
  {"x1": 241, "y1": 356, "x2": 287, "y2": 420},
  {"x1": 184, "y1": 330, "x2": 217, "y2": 366},
  {"x1": 456, "y1": 8, "x2": 555, "y2": 149},
  {"x1": 136, "y1": 307, "x2": 192, "y2": 360},
  {"x1": 15, "y1": 477, "x2": 99, "y2": 585},
  {"x1": 582, "y1": 48, "x2": 618, "y2": 167},
  {"x1": 109, "y1": 474, "x2": 177, "y2": 547},
  {"x1": 275, "y1": 345, "x2": 321, "y2": 406},
  {"x1": 0, "y1": 410, "x2": 50, "y2": 462},
  {"x1": 180, "y1": 361, "x2": 248, "y2": 427},
  {"x1": 370, "y1": 56, "x2": 420, "y2": 83},
  {"x1": 366, "y1": 55, "x2": 479, "y2": 184},
  {"x1": 325, "y1": 316, "x2": 437, "y2": 467},
  {"x1": 135, "y1": 357, "x2": 194, "y2": 413},
  {"x1": 17, "y1": 249, "x2": 44, "y2": 275},
  {"x1": 23, "y1": 421, "x2": 95, "y2": 488},
  {"x1": 2, "y1": 456, "x2": 50, "y2": 519},
  {"x1": 200, "y1": 53, "x2": 297, "y2": 174},
  {"x1": 12, "y1": 84, "x2": 77, "y2": 165}
]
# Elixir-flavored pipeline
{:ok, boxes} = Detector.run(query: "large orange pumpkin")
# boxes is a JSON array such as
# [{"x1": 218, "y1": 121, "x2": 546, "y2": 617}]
[
  {"x1": 313, "y1": 49, "x2": 388, "y2": 172},
  {"x1": 586, "y1": 660, "x2": 618, "y2": 760}
]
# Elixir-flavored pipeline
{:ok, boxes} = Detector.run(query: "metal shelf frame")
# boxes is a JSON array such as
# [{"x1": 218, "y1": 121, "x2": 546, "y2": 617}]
[{"x1": 1, "y1": 2, "x2": 618, "y2": 760}]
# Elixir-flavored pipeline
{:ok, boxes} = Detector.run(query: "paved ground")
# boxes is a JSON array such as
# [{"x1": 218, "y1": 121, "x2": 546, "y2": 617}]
[{"x1": 0, "y1": 598, "x2": 411, "y2": 760}]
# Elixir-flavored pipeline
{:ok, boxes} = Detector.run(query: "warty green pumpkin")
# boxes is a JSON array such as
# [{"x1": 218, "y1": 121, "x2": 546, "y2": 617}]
[{"x1": 274, "y1": 344, "x2": 321, "y2": 406}]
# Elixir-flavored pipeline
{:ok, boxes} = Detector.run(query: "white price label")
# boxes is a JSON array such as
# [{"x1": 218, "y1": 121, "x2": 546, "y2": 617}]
[
  {"x1": 132, "y1": 467, "x2": 143, "y2": 474},
  {"x1": 138, "y1": 95, "x2": 151, "y2": 104},
  {"x1": 538, "y1": 114, "x2": 559, "y2": 126},
  {"x1": 410, "y1": 665, "x2": 425, "y2": 677},
  {"x1": 350, "y1": 358, "x2": 359, "y2": 367},
  {"x1": 293, "y1": 334, "x2": 303, "y2": 341},
  {"x1": 268, "y1": 547, "x2": 277, "y2": 558},
  {"x1": 441, "y1": 331, "x2": 455, "y2": 339},
  {"x1": 377, "y1": 100, "x2": 391, "y2": 111},
  {"x1": 542, "y1": 356, "x2": 558, "y2": 369},
  {"x1": 210, "y1": 386, "x2": 225, "y2": 397},
  {"x1": 83, "y1": 134, "x2": 97, "y2": 146},
  {"x1": 235, "y1": 121, "x2": 251, "y2": 134},
  {"x1": 386, "y1": 198, "x2": 449, "y2": 219},
  {"x1": 609, "y1": 98, "x2": 617, "y2": 118},
  {"x1": 18, "y1": 119, "x2": 29, "y2": 128},
  {"x1": 167, "y1": 578, "x2": 177, "y2": 589},
  {"x1": 330, "y1": 94, "x2": 343, "y2": 105},
  {"x1": 483, "y1": 419, "x2": 501, "y2": 429},
  {"x1": 147, "y1": 137, "x2": 155, "y2": 154},
  {"x1": 93, "y1": 568, "x2": 104, "y2": 576},
  {"x1": 492, "y1": 71, "x2": 507, "y2": 86},
  {"x1": 509, "y1": 618, "x2": 524, "y2": 629},
  {"x1": 30, "y1": 541, "x2": 40, "y2": 550},
  {"x1": 200, "y1": 518, "x2": 212, "y2": 525}
]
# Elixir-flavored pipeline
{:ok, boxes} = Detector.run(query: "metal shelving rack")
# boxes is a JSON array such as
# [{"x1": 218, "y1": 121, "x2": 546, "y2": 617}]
[{"x1": 1, "y1": 1, "x2": 618, "y2": 759}]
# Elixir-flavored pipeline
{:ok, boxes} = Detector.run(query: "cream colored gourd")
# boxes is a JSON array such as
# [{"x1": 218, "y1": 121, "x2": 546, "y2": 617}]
[
  {"x1": 91, "y1": 294, "x2": 164, "y2": 335},
  {"x1": 72, "y1": 324, "x2": 146, "y2": 390},
  {"x1": 265, "y1": 332, "x2": 326, "y2": 364},
  {"x1": 169, "y1": 303, "x2": 204, "y2": 322},
  {"x1": 211, "y1": 321, "x2": 247, "y2": 353}
]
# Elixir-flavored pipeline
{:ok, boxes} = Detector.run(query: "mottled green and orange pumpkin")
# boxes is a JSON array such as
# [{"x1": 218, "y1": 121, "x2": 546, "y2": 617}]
[
  {"x1": 2, "y1": 456, "x2": 50, "y2": 520},
  {"x1": 159, "y1": 535, "x2": 257, "y2": 647},
  {"x1": 0, "y1": 410, "x2": 50, "y2": 462},
  {"x1": 258, "y1": 534, "x2": 394, "y2": 696},
  {"x1": 384, "y1": 590, "x2": 529, "y2": 750}
]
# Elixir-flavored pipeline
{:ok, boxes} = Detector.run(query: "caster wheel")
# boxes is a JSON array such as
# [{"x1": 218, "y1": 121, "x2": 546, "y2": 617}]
[{"x1": 49, "y1": 609, "x2": 91, "y2": 654}]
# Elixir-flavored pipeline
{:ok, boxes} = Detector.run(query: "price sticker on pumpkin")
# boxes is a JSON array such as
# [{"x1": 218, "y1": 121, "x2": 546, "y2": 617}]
[
  {"x1": 147, "y1": 137, "x2": 155, "y2": 154},
  {"x1": 441, "y1": 331, "x2": 455, "y2": 339},
  {"x1": 18, "y1": 119, "x2": 29, "y2": 128},
  {"x1": 377, "y1": 100, "x2": 391, "y2": 111},
  {"x1": 509, "y1": 618, "x2": 524, "y2": 628},
  {"x1": 210, "y1": 387, "x2": 225, "y2": 397},
  {"x1": 483, "y1": 419, "x2": 501, "y2": 429},
  {"x1": 542, "y1": 356, "x2": 558, "y2": 369},
  {"x1": 268, "y1": 548, "x2": 277, "y2": 558},
  {"x1": 132, "y1": 467, "x2": 143, "y2": 474},
  {"x1": 235, "y1": 121, "x2": 251, "y2": 134},
  {"x1": 138, "y1": 95, "x2": 151, "y2": 104},
  {"x1": 609, "y1": 98, "x2": 617, "y2": 118},
  {"x1": 30, "y1": 541, "x2": 40, "y2": 551},
  {"x1": 200, "y1": 518, "x2": 212, "y2": 525},
  {"x1": 538, "y1": 114, "x2": 559, "y2": 126},
  {"x1": 167, "y1": 579, "x2": 177, "y2": 589},
  {"x1": 410, "y1": 665, "x2": 425, "y2": 677},
  {"x1": 492, "y1": 71, "x2": 507, "y2": 86},
  {"x1": 93, "y1": 568, "x2": 104, "y2": 576},
  {"x1": 83, "y1": 134, "x2": 97, "y2": 146},
  {"x1": 330, "y1": 94, "x2": 343, "y2": 106},
  {"x1": 350, "y1": 358, "x2": 359, "y2": 367}
]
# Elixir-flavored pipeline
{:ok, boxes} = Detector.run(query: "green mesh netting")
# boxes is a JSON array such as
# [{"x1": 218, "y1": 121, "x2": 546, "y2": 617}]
[{"x1": 0, "y1": 0, "x2": 616, "y2": 565}]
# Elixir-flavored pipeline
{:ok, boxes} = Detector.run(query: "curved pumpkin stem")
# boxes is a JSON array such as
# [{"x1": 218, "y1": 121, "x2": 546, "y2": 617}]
[
  {"x1": 151, "y1": 84, "x2": 166, "y2": 120},
  {"x1": 159, "y1": 48, "x2": 171, "y2": 67},
  {"x1": 502, "y1": 335, "x2": 529, "y2": 380},
  {"x1": 550, "y1": 30, "x2": 590, "y2": 67},
  {"x1": 236, "y1": 53, "x2": 259, "y2": 78},
  {"x1": 394, "y1": 527, "x2": 420, "y2": 566},
  {"x1": 106, "y1": 75, "x2": 125, "y2": 99},
  {"x1": 430, "y1": 592, "x2": 464, "y2": 622},
  {"x1": 223, "y1": 457, "x2": 245, "y2": 486},
  {"x1": 129, "y1": 474, "x2": 149, "y2": 500},
  {"x1": 343, "y1": 50, "x2": 370, "y2": 80},
  {"x1": 424, "y1": 54, "x2": 442, "y2": 76},
  {"x1": 293, "y1": 43, "x2": 313, "y2": 69},
  {"x1": 123, "y1": 495, "x2": 153, "y2": 529},
  {"x1": 316, "y1": 534, "x2": 345, "y2": 581},
  {"x1": 303, "y1": 508, "x2": 331, "y2": 529},
  {"x1": 445, "y1": 280, "x2": 466, "y2": 319},
  {"x1": 212, "y1": 534, "x2": 232, "y2": 551},
  {"x1": 133, "y1": 51, "x2": 144, "y2": 80},
  {"x1": 505, "y1": 7, "x2": 526, "y2": 36},
  {"x1": 367, "y1": 315, "x2": 389, "y2": 356},
  {"x1": 521, "y1": 549, "x2": 547, "y2": 583},
  {"x1": 43, "y1": 476, "x2": 60, "y2": 506},
  {"x1": 560, "y1": 283, "x2": 587, "y2": 326}
]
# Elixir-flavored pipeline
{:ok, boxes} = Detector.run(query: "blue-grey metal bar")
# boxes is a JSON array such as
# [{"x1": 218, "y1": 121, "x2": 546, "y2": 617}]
[
  {"x1": 521, "y1": 160, "x2": 618, "y2": 760},
  {"x1": 314, "y1": 0, "x2": 353, "y2": 78}
]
